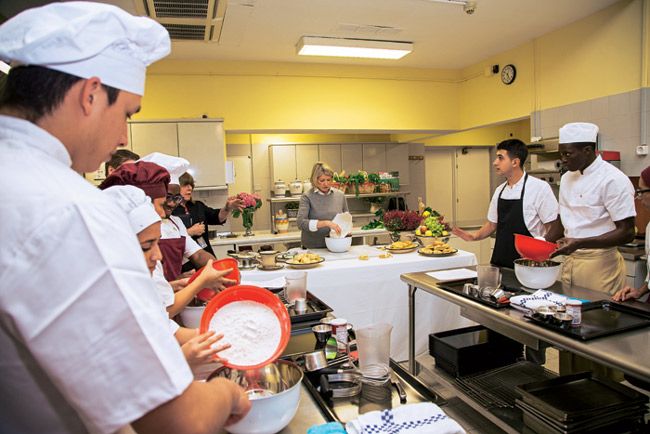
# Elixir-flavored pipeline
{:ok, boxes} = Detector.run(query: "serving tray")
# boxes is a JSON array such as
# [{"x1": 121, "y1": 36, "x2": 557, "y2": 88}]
[
  {"x1": 437, "y1": 279, "x2": 528, "y2": 309},
  {"x1": 276, "y1": 290, "x2": 332, "y2": 326},
  {"x1": 524, "y1": 300, "x2": 650, "y2": 340}
]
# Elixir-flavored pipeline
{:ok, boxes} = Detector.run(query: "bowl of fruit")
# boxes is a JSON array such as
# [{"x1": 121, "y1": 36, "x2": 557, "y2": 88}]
[{"x1": 415, "y1": 209, "x2": 450, "y2": 245}]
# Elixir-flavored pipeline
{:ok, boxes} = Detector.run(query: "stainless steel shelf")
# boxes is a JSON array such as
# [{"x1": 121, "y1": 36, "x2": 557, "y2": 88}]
[{"x1": 267, "y1": 191, "x2": 409, "y2": 203}]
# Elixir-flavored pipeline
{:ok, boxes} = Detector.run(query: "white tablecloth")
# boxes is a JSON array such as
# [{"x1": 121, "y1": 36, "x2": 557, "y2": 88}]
[{"x1": 240, "y1": 247, "x2": 477, "y2": 361}]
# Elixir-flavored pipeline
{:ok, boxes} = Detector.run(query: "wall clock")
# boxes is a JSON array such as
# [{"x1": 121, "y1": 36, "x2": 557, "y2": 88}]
[{"x1": 501, "y1": 64, "x2": 516, "y2": 85}]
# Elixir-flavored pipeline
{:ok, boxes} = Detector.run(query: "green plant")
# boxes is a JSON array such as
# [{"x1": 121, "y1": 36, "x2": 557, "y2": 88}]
[
  {"x1": 367, "y1": 173, "x2": 381, "y2": 184},
  {"x1": 285, "y1": 201, "x2": 300, "y2": 210},
  {"x1": 333, "y1": 172, "x2": 349, "y2": 184}
]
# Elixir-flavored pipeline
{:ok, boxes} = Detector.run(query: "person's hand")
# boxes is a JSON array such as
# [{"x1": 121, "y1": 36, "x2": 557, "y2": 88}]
[
  {"x1": 181, "y1": 330, "x2": 231, "y2": 369},
  {"x1": 551, "y1": 237, "x2": 581, "y2": 257},
  {"x1": 225, "y1": 197, "x2": 245, "y2": 214},
  {"x1": 612, "y1": 286, "x2": 645, "y2": 302},
  {"x1": 451, "y1": 226, "x2": 474, "y2": 241},
  {"x1": 216, "y1": 380, "x2": 251, "y2": 426},
  {"x1": 197, "y1": 259, "x2": 238, "y2": 292},
  {"x1": 187, "y1": 222, "x2": 205, "y2": 237},
  {"x1": 329, "y1": 222, "x2": 342, "y2": 235},
  {"x1": 170, "y1": 277, "x2": 191, "y2": 292}
]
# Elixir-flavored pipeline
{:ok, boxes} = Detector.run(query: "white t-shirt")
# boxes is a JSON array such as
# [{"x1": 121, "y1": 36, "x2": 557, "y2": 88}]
[
  {"x1": 0, "y1": 116, "x2": 193, "y2": 434},
  {"x1": 487, "y1": 173, "x2": 559, "y2": 238},
  {"x1": 153, "y1": 261, "x2": 175, "y2": 308},
  {"x1": 161, "y1": 215, "x2": 202, "y2": 262},
  {"x1": 559, "y1": 156, "x2": 636, "y2": 239}
]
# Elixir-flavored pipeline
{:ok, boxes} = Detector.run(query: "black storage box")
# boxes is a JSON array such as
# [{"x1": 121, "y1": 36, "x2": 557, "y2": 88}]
[{"x1": 429, "y1": 325, "x2": 523, "y2": 377}]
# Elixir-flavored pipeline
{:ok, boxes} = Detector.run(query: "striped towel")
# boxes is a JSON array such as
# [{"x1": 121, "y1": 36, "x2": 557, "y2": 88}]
[{"x1": 345, "y1": 402, "x2": 466, "y2": 434}]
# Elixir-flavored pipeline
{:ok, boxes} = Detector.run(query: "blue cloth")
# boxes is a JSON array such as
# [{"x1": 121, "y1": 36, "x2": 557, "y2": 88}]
[{"x1": 308, "y1": 421, "x2": 347, "y2": 434}]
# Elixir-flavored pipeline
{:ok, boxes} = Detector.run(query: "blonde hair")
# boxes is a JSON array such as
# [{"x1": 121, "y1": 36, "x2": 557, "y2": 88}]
[{"x1": 310, "y1": 161, "x2": 334, "y2": 187}]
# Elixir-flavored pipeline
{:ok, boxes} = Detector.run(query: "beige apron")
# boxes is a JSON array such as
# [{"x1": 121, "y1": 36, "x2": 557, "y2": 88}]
[
  {"x1": 561, "y1": 247, "x2": 626, "y2": 295},
  {"x1": 559, "y1": 247, "x2": 625, "y2": 381}
]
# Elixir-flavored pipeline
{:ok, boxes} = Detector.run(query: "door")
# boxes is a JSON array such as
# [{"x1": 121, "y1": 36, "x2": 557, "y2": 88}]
[
  {"x1": 425, "y1": 148, "x2": 454, "y2": 221},
  {"x1": 455, "y1": 147, "x2": 491, "y2": 226}
]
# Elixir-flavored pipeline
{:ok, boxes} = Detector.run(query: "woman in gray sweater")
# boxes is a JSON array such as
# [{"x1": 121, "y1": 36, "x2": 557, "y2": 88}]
[{"x1": 296, "y1": 162, "x2": 349, "y2": 248}]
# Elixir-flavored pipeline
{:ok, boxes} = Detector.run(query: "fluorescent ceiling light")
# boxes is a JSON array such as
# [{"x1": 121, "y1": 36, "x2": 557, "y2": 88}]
[
  {"x1": 297, "y1": 36, "x2": 413, "y2": 60},
  {"x1": 0, "y1": 61, "x2": 10, "y2": 74}
]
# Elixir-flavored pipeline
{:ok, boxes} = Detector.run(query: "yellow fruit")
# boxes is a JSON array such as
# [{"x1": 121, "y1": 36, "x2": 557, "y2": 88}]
[
  {"x1": 422, "y1": 210, "x2": 431, "y2": 217},
  {"x1": 415, "y1": 229, "x2": 421, "y2": 235},
  {"x1": 442, "y1": 230, "x2": 449, "y2": 236},
  {"x1": 425, "y1": 230, "x2": 433, "y2": 236}
]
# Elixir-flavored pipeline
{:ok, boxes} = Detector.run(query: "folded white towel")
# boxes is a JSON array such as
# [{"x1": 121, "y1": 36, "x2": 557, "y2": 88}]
[
  {"x1": 345, "y1": 402, "x2": 466, "y2": 434},
  {"x1": 510, "y1": 289, "x2": 567, "y2": 312}
]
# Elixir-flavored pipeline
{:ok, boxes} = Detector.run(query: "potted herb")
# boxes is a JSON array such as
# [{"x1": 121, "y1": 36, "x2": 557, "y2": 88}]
[
  {"x1": 285, "y1": 201, "x2": 300, "y2": 218},
  {"x1": 363, "y1": 196, "x2": 385, "y2": 213}
]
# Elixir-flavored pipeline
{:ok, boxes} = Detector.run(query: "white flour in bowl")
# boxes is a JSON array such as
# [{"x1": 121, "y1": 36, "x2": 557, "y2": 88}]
[{"x1": 209, "y1": 300, "x2": 282, "y2": 366}]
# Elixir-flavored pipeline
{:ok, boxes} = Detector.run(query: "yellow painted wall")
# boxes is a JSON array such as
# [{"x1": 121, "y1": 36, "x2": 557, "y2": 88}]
[
  {"x1": 139, "y1": 61, "x2": 460, "y2": 131},
  {"x1": 226, "y1": 132, "x2": 392, "y2": 145},
  {"x1": 417, "y1": 119, "x2": 531, "y2": 147}
]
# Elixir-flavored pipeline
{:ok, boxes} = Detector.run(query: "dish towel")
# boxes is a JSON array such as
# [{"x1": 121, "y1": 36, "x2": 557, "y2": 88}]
[
  {"x1": 509, "y1": 289, "x2": 568, "y2": 312},
  {"x1": 307, "y1": 422, "x2": 347, "y2": 434},
  {"x1": 345, "y1": 402, "x2": 466, "y2": 434}
]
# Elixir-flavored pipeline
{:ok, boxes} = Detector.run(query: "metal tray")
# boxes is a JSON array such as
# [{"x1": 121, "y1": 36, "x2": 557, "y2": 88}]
[
  {"x1": 302, "y1": 359, "x2": 445, "y2": 424},
  {"x1": 276, "y1": 291, "x2": 332, "y2": 326},
  {"x1": 515, "y1": 372, "x2": 649, "y2": 422},
  {"x1": 438, "y1": 279, "x2": 528, "y2": 309},
  {"x1": 525, "y1": 300, "x2": 650, "y2": 340},
  {"x1": 521, "y1": 408, "x2": 645, "y2": 434}
]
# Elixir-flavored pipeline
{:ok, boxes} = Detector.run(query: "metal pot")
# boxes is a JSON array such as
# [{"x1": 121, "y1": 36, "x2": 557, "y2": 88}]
[{"x1": 228, "y1": 251, "x2": 259, "y2": 269}]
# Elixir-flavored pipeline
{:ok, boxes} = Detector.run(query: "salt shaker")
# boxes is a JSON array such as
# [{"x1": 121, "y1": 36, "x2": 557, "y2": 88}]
[{"x1": 565, "y1": 299, "x2": 582, "y2": 327}]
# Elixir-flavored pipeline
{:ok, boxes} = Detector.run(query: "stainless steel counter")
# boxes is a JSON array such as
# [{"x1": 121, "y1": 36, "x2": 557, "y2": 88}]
[{"x1": 401, "y1": 268, "x2": 650, "y2": 381}]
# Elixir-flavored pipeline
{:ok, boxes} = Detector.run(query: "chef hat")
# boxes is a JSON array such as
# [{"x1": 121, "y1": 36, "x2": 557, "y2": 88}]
[
  {"x1": 0, "y1": 2, "x2": 170, "y2": 95},
  {"x1": 102, "y1": 185, "x2": 161, "y2": 235},
  {"x1": 559, "y1": 122, "x2": 599, "y2": 144},
  {"x1": 139, "y1": 152, "x2": 190, "y2": 184},
  {"x1": 99, "y1": 161, "x2": 170, "y2": 199}
]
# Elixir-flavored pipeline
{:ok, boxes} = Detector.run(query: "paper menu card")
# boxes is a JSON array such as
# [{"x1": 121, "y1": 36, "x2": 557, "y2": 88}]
[{"x1": 425, "y1": 268, "x2": 477, "y2": 282}]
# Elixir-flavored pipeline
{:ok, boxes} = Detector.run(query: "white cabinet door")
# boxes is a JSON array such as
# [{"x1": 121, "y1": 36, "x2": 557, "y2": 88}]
[
  {"x1": 386, "y1": 143, "x2": 409, "y2": 184},
  {"x1": 130, "y1": 123, "x2": 178, "y2": 157},
  {"x1": 177, "y1": 122, "x2": 226, "y2": 187},
  {"x1": 269, "y1": 145, "x2": 296, "y2": 183},
  {"x1": 341, "y1": 144, "x2": 363, "y2": 174},
  {"x1": 362, "y1": 144, "x2": 386, "y2": 173},
  {"x1": 318, "y1": 144, "x2": 342, "y2": 173},
  {"x1": 425, "y1": 148, "x2": 454, "y2": 220},
  {"x1": 455, "y1": 147, "x2": 491, "y2": 227},
  {"x1": 296, "y1": 145, "x2": 319, "y2": 181}
]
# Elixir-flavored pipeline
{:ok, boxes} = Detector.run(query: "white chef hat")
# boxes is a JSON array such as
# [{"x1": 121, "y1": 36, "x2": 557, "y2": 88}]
[
  {"x1": 139, "y1": 152, "x2": 190, "y2": 184},
  {"x1": 102, "y1": 185, "x2": 161, "y2": 235},
  {"x1": 559, "y1": 122, "x2": 599, "y2": 144},
  {"x1": 0, "y1": 2, "x2": 170, "y2": 96}
]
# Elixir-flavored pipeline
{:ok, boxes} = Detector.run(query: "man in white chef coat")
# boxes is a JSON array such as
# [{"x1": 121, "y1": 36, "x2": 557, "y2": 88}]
[
  {"x1": 0, "y1": 3, "x2": 249, "y2": 433},
  {"x1": 548, "y1": 122, "x2": 636, "y2": 294},
  {"x1": 453, "y1": 139, "x2": 559, "y2": 268}
]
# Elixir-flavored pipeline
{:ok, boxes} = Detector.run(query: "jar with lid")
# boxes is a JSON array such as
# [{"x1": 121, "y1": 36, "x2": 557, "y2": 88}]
[
  {"x1": 274, "y1": 180, "x2": 287, "y2": 197},
  {"x1": 565, "y1": 299, "x2": 582, "y2": 327},
  {"x1": 303, "y1": 179, "x2": 312, "y2": 193},
  {"x1": 289, "y1": 179, "x2": 303, "y2": 196},
  {"x1": 275, "y1": 210, "x2": 289, "y2": 233}
]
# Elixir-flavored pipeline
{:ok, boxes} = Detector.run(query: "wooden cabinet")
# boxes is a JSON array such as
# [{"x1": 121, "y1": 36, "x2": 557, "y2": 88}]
[{"x1": 129, "y1": 119, "x2": 226, "y2": 188}]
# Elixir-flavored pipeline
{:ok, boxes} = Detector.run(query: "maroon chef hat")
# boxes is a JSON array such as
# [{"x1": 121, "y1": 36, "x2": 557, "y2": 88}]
[
  {"x1": 641, "y1": 166, "x2": 650, "y2": 189},
  {"x1": 99, "y1": 161, "x2": 170, "y2": 199}
]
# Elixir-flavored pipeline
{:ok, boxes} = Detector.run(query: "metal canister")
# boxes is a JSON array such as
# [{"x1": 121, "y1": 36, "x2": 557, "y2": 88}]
[{"x1": 565, "y1": 299, "x2": 582, "y2": 327}]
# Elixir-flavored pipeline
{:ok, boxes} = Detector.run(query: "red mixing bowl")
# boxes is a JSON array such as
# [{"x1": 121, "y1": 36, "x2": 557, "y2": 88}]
[
  {"x1": 514, "y1": 233, "x2": 557, "y2": 262},
  {"x1": 189, "y1": 257, "x2": 240, "y2": 302},
  {"x1": 199, "y1": 285, "x2": 291, "y2": 370}
]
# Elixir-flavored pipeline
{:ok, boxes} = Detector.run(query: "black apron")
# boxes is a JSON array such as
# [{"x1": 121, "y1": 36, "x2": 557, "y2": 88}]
[{"x1": 490, "y1": 174, "x2": 531, "y2": 269}]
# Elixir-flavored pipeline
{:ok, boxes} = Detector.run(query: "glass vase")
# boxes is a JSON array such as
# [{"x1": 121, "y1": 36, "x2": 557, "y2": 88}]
[{"x1": 242, "y1": 208, "x2": 255, "y2": 236}]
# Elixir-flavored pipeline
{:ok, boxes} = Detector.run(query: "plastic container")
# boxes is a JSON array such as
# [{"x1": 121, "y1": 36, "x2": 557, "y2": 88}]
[
  {"x1": 356, "y1": 323, "x2": 393, "y2": 379},
  {"x1": 429, "y1": 325, "x2": 523, "y2": 377},
  {"x1": 284, "y1": 271, "x2": 307, "y2": 302},
  {"x1": 199, "y1": 285, "x2": 291, "y2": 370},
  {"x1": 190, "y1": 257, "x2": 240, "y2": 302},
  {"x1": 565, "y1": 299, "x2": 582, "y2": 327}
]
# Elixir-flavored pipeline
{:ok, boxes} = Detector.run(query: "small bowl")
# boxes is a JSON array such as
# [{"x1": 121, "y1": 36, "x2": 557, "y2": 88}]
[
  {"x1": 325, "y1": 235, "x2": 352, "y2": 253},
  {"x1": 553, "y1": 312, "x2": 573, "y2": 328},
  {"x1": 304, "y1": 350, "x2": 328, "y2": 372},
  {"x1": 312, "y1": 324, "x2": 332, "y2": 343}
]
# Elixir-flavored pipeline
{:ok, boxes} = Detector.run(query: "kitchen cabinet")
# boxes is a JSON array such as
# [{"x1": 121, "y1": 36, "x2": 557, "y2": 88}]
[
  {"x1": 623, "y1": 257, "x2": 647, "y2": 289},
  {"x1": 317, "y1": 144, "x2": 342, "y2": 173},
  {"x1": 386, "y1": 143, "x2": 410, "y2": 185},
  {"x1": 269, "y1": 145, "x2": 296, "y2": 184},
  {"x1": 362, "y1": 144, "x2": 386, "y2": 173},
  {"x1": 129, "y1": 119, "x2": 226, "y2": 188},
  {"x1": 341, "y1": 144, "x2": 363, "y2": 174},
  {"x1": 296, "y1": 145, "x2": 319, "y2": 181}
]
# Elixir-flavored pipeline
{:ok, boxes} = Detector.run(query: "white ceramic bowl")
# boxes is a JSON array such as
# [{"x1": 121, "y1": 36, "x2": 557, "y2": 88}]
[
  {"x1": 210, "y1": 360, "x2": 303, "y2": 434},
  {"x1": 179, "y1": 305, "x2": 205, "y2": 329},
  {"x1": 325, "y1": 236, "x2": 352, "y2": 253},
  {"x1": 514, "y1": 259, "x2": 561, "y2": 289}
]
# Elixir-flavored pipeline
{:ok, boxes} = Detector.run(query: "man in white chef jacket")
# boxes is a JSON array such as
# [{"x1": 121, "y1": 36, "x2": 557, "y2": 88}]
[
  {"x1": 0, "y1": 3, "x2": 249, "y2": 433},
  {"x1": 548, "y1": 122, "x2": 636, "y2": 294}
]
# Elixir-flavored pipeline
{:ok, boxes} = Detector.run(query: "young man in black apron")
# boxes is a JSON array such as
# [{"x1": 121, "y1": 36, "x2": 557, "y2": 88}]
[{"x1": 452, "y1": 139, "x2": 559, "y2": 364}]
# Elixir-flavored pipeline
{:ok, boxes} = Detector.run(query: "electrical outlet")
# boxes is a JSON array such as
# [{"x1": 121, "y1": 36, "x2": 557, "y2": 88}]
[{"x1": 636, "y1": 145, "x2": 648, "y2": 156}]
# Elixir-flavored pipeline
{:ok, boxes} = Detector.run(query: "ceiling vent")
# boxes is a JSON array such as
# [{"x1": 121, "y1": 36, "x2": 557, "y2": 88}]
[{"x1": 138, "y1": 0, "x2": 227, "y2": 41}]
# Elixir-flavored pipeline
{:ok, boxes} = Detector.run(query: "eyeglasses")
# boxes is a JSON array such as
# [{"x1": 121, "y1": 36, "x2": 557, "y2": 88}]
[
  {"x1": 635, "y1": 188, "x2": 650, "y2": 198},
  {"x1": 166, "y1": 193, "x2": 184, "y2": 204}
]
